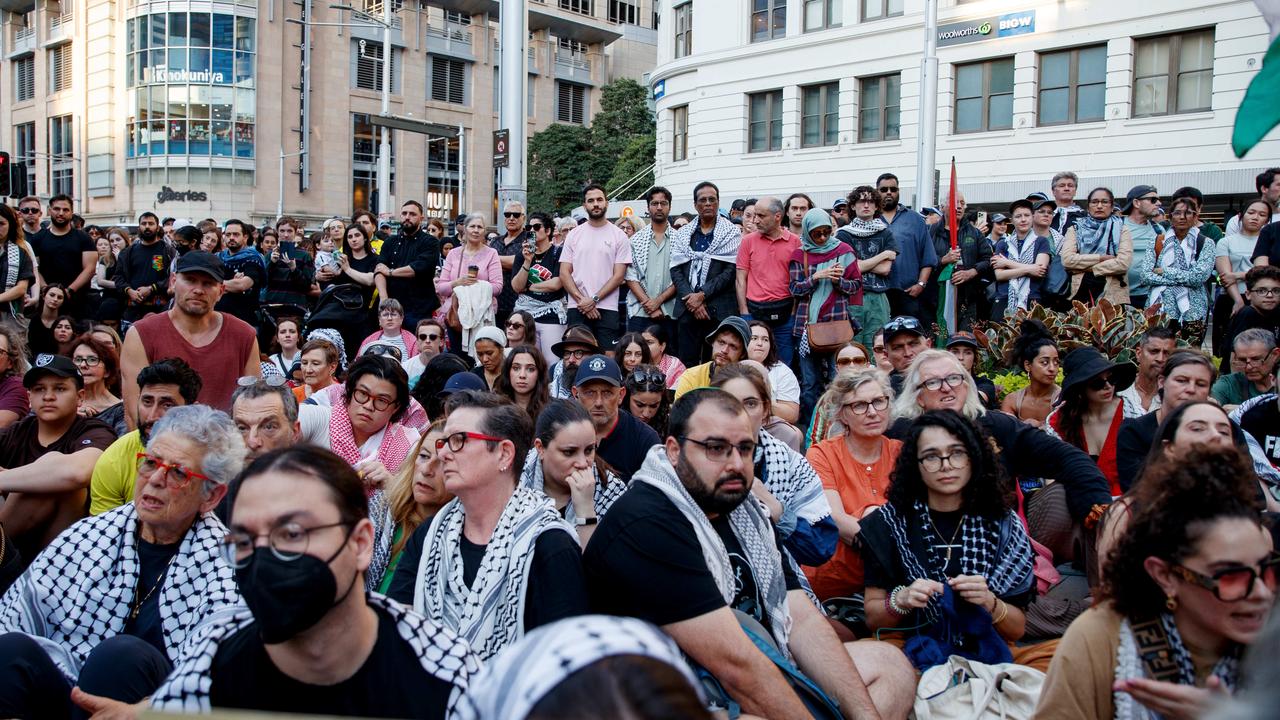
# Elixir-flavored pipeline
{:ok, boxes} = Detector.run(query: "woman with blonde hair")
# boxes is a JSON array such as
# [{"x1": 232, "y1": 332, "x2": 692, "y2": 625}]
[{"x1": 615, "y1": 215, "x2": 645, "y2": 238}]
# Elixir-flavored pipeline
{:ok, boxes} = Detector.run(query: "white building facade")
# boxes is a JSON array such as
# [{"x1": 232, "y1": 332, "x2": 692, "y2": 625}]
[{"x1": 650, "y1": 0, "x2": 1277, "y2": 213}]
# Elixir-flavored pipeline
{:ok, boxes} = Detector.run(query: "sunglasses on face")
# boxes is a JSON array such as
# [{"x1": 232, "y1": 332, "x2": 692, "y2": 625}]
[
  {"x1": 418, "y1": 332, "x2": 441, "y2": 341},
  {"x1": 1172, "y1": 554, "x2": 1280, "y2": 602},
  {"x1": 528, "y1": 224, "x2": 544, "y2": 232},
  {"x1": 18, "y1": 208, "x2": 39, "y2": 214},
  {"x1": 506, "y1": 321, "x2": 525, "y2": 330},
  {"x1": 504, "y1": 212, "x2": 524, "y2": 219},
  {"x1": 878, "y1": 187, "x2": 898, "y2": 193},
  {"x1": 1086, "y1": 374, "x2": 1114, "y2": 391}
]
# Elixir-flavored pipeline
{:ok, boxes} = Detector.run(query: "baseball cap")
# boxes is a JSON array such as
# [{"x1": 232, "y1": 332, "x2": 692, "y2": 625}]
[
  {"x1": 882, "y1": 316, "x2": 927, "y2": 342},
  {"x1": 832, "y1": 198, "x2": 849, "y2": 209},
  {"x1": 991, "y1": 213, "x2": 1008, "y2": 224},
  {"x1": 705, "y1": 316, "x2": 751, "y2": 349},
  {"x1": 945, "y1": 331, "x2": 980, "y2": 349},
  {"x1": 570, "y1": 208, "x2": 588, "y2": 223},
  {"x1": 1007, "y1": 199, "x2": 1034, "y2": 216},
  {"x1": 172, "y1": 218, "x2": 196, "y2": 230},
  {"x1": 1122, "y1": 185, "x2": 1159, "y2": 213},
  {"x1": 440, "y1": 371, "x2": 487, "y2": 396},
  {"x1": 920, "y1": 207, "x2": 940, "y2": 217},
  {"x1": 175, "y1": 251, "x2": 227, "y2": 281},
  {"x1": 24, "y1": 354, "x2": 84, "y2": 389},
  {"x1": 1032, "y1": 198, "x2": 1057, "y2": 213},
  {"x1": 573, "y1": 355, "x2": 623, "y2": 388},
  {"x1": 1026, "y1": 191, "x2": 1051, "y2": 202}
]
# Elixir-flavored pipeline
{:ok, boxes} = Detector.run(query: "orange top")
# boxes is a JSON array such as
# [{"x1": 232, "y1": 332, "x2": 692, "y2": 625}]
[{"x1": 802, "y1": 434, "x2": 900, "y2": 600}]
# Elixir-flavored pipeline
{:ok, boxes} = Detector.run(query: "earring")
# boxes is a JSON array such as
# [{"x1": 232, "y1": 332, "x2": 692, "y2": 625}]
[{"x1": 1165, "y1": 595, "x2": 1178, "y2": 611}]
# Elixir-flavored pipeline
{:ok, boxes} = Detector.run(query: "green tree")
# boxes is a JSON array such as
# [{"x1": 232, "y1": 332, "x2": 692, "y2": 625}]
[
  {"x1": 526, "y1": 123, "x2": 594, "y2": 215},
  {"x1": 607, "y1": 133, "x2": 655, "y2": 199}
]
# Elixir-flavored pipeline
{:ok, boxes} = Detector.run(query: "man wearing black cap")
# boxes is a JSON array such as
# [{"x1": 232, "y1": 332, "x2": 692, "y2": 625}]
[
  {"x1": 673, "y1": 316, "x2": 749, "y2": 398},
  {"x1": 122, "y1": 251, "x2": 261, "y2": 421},
  {"x1": 881, "y1": 316, "x2": 929, "y2": 394},
  {"x1": 572, "y1": 354, "x2": 659, "y2": 481},
  {"x1": 0, "y1": 355, "x2": 115, "y2": 578},
  {"x1": 1121, "y1": 184, "x2": 1164, "y2": 309}
]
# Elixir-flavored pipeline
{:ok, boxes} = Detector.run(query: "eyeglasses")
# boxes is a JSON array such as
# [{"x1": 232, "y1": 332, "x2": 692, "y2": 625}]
[
  {"x1": 222, "y1": 521, "x2": 351, "y2": 568},
  {"x1": 1086, "y1": 374, "x2": 1114, "y2": 391},
  {"x1": 136, "y1": 452, "x2": 211, "y2": 490},
  {"x1": 918, "y1": 450, "x2": 970, "y2": 473},
  {"x1": 1238, "y1": 355, "x2": 1275, "y2": 367},
  {"x1": 1251, "y1": 286, "x2": 1280, "y2": 298},
  {"x1": 418, "y1": 332, "x2": 441, "y2": 341},
  {"x1": 506, "y1": 321, "x2": 526, "y2": 330},
  {"x1": 843, "y1": 397, "x2": 889, "y2": 415},
  {"x1": 436, "y1": 430, "x2": 504, "y2": 452},
  {"x1": 562, "y1": 349, "x2": 590, "y2": 360},
  {"x1": 18, "y1": 207, "x2": 39, "y2": 214},
  {"x1": 836, "y1": 356, "x2": 868, "y2": 368},
  {"x1": 380, "y1": 311, "x2": 402, "y2": 318},
  {"x1": 1171, "y1": 554, "x2": 1280, "y2": 602},
  {"x1": 350, "y1": 387, "x2": 397, "y2": 411},
  {"x1": 503, "y1": 212, "x2": 524, "y2": 219},
  {"x1": 237, "y1": 374, "x2": 288, "y2": 388},
  {"x1": 628, "y1": 368, "x2": 666, "y2": 387},
  {"x1": 680, "y1": 436, "x2": 757, "y2": 461},
  {"x1": 1171, "y1": 210, "x2": 1196, "y2": 218},
  {"x1": 1088, "y1": 198, "x2": 1113, "y2": 206},
  {"x1": 72, "y1": 355, "x2": 102, "y2": 367},
  {"x1": 921, "y1": 373, "x2": 966, "y2": 391}
]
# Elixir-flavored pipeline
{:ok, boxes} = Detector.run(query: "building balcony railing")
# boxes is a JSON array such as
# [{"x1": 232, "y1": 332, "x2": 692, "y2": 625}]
[
  {"x1": 47, "y1": 10, "x2": 73, "y2": 42},
  {"x1": 554, "y1": 51, "x2": 589, "y2": 72},
  {"x1": 492, "y1": 38, "x2": 538, "y2": 66},
  {"x1": 10, "y1": 26, "x2": 35, "y2": 55},
  {"x1": 430, "y1": 24, "x2": 472, "y2": 44}
]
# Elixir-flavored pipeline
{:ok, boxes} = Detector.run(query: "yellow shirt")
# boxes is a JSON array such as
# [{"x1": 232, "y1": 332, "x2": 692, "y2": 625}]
[
  {"x1": 89, "y1": 430, "x2": 145, "y2": 516},
  {"x1": 673, "y1": 362, "x2": 713, "y2": 399}
]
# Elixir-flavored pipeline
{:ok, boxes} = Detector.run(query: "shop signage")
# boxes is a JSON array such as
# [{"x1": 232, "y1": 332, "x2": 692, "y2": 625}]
[
  {"x1": 937, "y1": 9, "x2": 1036, "y2": 47},
  {"x1": 652, "y1": 79, "x2": 665, "y2": 101},
  {"x1": 153, "y1": 68, "x2": 228, "y2": 84},
  {"x1": 156, "y1": 186, "x2": 208, "y2": 203}
]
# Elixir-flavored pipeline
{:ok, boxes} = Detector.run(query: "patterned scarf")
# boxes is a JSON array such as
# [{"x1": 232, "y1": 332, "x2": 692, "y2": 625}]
[
  {"x1": 412, "y1": 488, "x2": 574, "y2": 661},
  {"x1": 632, "y1": 446, "x2": 794, "y2": 657},
  {"x1": 754, "y1": 431, "x2": 832, "y2": 527},
  {"x1": 218, "y1": 245, "x2": 267, "y2": 270},
  {"x1": 1148, "y1": 228, "x2": 1199, "y2": 316},
  {"x1": 875, "y1": 501, "x2": 1034, "y2": 624},
  {"x1": 326, "y1": 404, "x2": 415, "y2": 480},
  {"x1": 0, "y1": 504, "x2": 241, "y2": 679},
  {"x1": 365, "y1": 490, "x2": 397, "y2": 593},
  {"x1": 455, "y1": 615, "x2": 702, "y2": 720},
  {"x1": 149, "y1": 594, "x2": 481, "y2": 714},
  {"x1": 1005, "y1": 231, "x2": 1040, "y2": 316},
  {"x1": 519, "y1": 451, "x2": 627, "y2": 527},
  {"x1": 1073, "y1": 214, "x2": 1123, "y2": 257},
  {"x1": 1113, "y1": 612, "x2": 1242, "y2": 720},
  {"x1": 670, "y1": 215, "x2": 742, "y2": 289},
  {"x1": 306, "y1": 328, "x2": 347, "y2": 372},
  {"x1": 840, "y1": 217, "x2": 888, "y2": 237}
]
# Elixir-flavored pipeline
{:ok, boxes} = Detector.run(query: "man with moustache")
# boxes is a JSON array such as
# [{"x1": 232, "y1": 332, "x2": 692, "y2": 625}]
[
  {"x1": 121, "y1": 252, "x2": 260, "y2": 420},
  {"x1": 214, "y1": 219, "x2": 267, "y2": 327},
  {"x1": 376, "y1": 200, "x2": 441, "y2": 326},
  {"x1": 490, "y1": 200, "x2": 529, "y2": 328},
  {"x1": 30, "y1": 194, "x2": 96, "y2": 319},
  {"x1": 548, "y1": 326, "x2": 600, "y2": 400},
  {"x1": 560, "y1": 184, "x2": 633, "y2": 353},
  {"x1": 625, "y1": 186, "x2": 678, "y2": 336},
  {"x1": 671, "y1": 183, "x2": 741, "y2": 365},
  {"x1": 872, "y1": 174, "x2": 936, "y2": 325},
  {"x1": 1117, "y1": 326, "x2": 1176, "y2": 417},
  {"x1": 115, "y1": 212, "x2": 175, "y2": 322},
  {"x1": 673, "y1": 317, "x2": 750, "y2": 398},
  {"x1": 584, "y1": 389, "x2": 915, "y2": 719}
]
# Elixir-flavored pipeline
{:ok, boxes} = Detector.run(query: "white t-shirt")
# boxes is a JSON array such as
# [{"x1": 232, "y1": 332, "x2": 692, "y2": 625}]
[
  {"x1": 403, "y1": 354, "x2": 428, "y2": 387},
  {"x1": 1215, "y1": 233, "x2": 1260, "y2": 294},
  {"x1": 767, "y1": 362, "x2": 801, "y2": 404}
]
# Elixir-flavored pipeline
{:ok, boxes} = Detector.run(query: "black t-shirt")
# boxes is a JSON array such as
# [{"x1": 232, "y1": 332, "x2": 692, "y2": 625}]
[
  {"x1": 322, "y1": 250, "x2": 380, "y2": 305},
  {"x1": 381, "y1": 228, "x2": 440, "y2": 318},
  {"x1": 597, "y1": 410, "x2": 660, "y2": 482},
  {"x1": 115, "y1": 240, "x2": 174, "y2": 292},
  {"x1": 386, "y1": 518, "x2": 588, "y2": 630},
  {"x1": 519, "y1": 244, "x2": 567, "y2": 310},
  {"x1": 1221, "y1": 306, "x2": 1280, "y2": 363},
  {"x1": 862, "y1": 509, "x2": 980, "y2": 587},
  {"x1": 207, "y1": 604, "x2": 455, "y2": 719},
  {"x1": 31, "y1": 227, "x2": 93, "y2": 288},
  {"x1": 0, "y1": 414, "x2": 115, "y2": 467},
  {"x1": 1115, "y1": 412, "x2": 1159, "y2": 492},
  {"x1": 1239, "y1": 398, "x2": 1280, "y2": 469},
  {"x1": 490, "y1": 233, "x2": 527, "y2": 314},
  {"x1": 1251, "y1": 220, "x2": 1279, "y2": 261},
  {"x1": 123, "y1": 538, "x2": 182, "y2": 656},
  {"x1": 214, "y1": 252, "x2": 267, "y2": 326},
  {"x1": 583, "y1": 482, "x2": 802, "y2": 632}
]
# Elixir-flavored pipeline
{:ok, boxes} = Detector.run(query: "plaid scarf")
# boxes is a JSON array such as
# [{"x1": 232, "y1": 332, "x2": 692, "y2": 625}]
[
  {"x1": 670, "y1": 215, "x2": 742, "y2": 289},
  {"x1": 1113, "y1": 612, "x2": 1241, "y2": 720},
  {"x1": 519, "y1": 450, "x2": 626, "y2": 527},
  {"x1": 0, "y1": 504, "x2": 240, "y2": 679},
  {"x1": 412, "y1": 488, "x2": 575, "y2": 661},
  {"x1": 149, "y1": 595, "x2": 481, "y2": 714}
]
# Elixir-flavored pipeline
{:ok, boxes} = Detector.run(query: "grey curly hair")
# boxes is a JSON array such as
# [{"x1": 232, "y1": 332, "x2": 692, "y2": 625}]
[{"x1": 147, "y1": 405, "x2": 248, "y2": 493}]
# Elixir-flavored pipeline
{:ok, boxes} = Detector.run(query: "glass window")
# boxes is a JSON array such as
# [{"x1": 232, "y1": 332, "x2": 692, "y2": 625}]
[
  {"x1": 169, "y1": 12, "x2": 187, "y2": 46},
  {"x1": 862, "y1": 0, "x2": 902, "y2": 21},
  {"x1": 1134, "y1": 29, "x2": 1213, "y2": 117},
  {"x1": 674, "y1": 3, "x2": 692, "y2": 58},
  {"x1": 235, "y1": 16, "x2": 255, "y2": 51},
  {"x1": 213, "y1": 14, "x2": 234, "y2": 48},
  {"x1": 804, "y1": 0, "x2": 840, "y2": 30},
  {"x1": 954, "y1": 57, "x2": 1014, "y2": 133},
  {"x1": 189, "y1": 13, "x2": 211, "y2": 46},
  {"x1": 801, "y1": 82, "x2": 839, "y2": 147},
  {"x1": 859, "y1": 73, "x2": 900, "y2": 142},
  {"x1": 151, "y1": 14, "x2": 166, "y2": 48},
  {"x1": 747, "y1": 89, "x2": 782, "y2": 152},
  {"x1": 751, "y1": 0, "x2": 785, "y2": 42},
  {"x1": 673, "y1": 104, "x2": 688, "y2": 161},
  {"x1": 1038, "y1": 44, "x2": 1106, "y2": 126},
  {"x1": 213, "y1": 49, "x2": 233, "y2": 82}
]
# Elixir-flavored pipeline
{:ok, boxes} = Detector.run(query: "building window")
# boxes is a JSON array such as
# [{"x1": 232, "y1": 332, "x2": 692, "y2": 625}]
[
  {"x1": 954, "y1": 57, "x2": 1014, "y2": 134},
  {"x1": 444, "y1": 10, "x2": 471, "y2": 24},
  {"x1": 861, "y1": 0, "x2": 902, "y2": 21},
  {"x1": 429, "y1": 55, "x2": 467, "y2": 104},
  {"x1": 673, "y1": 105, "x2": 688, "y2": 161},
  {"x1": 1133, "y1": 29, "x2": 1214, "y2": 117},
  {"x1": 49, "y1": 43, "x2": 72, "y2": 93},
  {"x1": 674, "y1": 3, "x2": 692, "y2": 58},
  {"x1": 557, "y1": 81, "x2": 587, "y2": 124},
  {"x1": 1038, "y1": 45, "x2": 1106, "y2": 126},
  {"x1": 528, "y1": 76, "x2": 536, "y2": 117},
  {"x1": 353, "y1": 40, "x2": 400, "y2": 93},
  {"x1": 426, "y1": 133, "x2": 460, "y2": 219},
  {"x1": 14, "y1": 57, "x2": 35, "y2": 102},
  {"x1": 803, "y1": 0, "x2": 840, "y2": 30},
  {"x1": 559, "y1": 0, "x2": 592, "y2": 16},
  {"x1": 751, "y1": 0, "x2": 785, "y2": 42},
  {"x1": 49, "y1": 115, "x2": 74, "y2": 197},
  {"x1": 801, "y1": 82, "x2": 839, "y2": 147},
  {"x1": 352, "y1": 113, "x2": 396, "y2": 215},
  {"x1": 859, "y1": 73, "x2": 900, "y2": 142},
  {"x1": 747, "y1": 89, "x2": 783, "y2": 153},
  {"x1": 609, "y1": 0, "x2": 639, "y2": 24},
  {"x1": 14, "y1": 123, "x2": 36, "y2": 193}
]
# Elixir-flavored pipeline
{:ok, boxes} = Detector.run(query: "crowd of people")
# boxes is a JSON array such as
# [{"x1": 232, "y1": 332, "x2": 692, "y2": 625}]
[{"x1": 0, "y1": 165, "x2": 1277, "y2": 720}]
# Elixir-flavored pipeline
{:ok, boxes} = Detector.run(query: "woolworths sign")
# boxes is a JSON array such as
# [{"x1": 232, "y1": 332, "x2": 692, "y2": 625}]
[{"x1": 937, "y1": 10, "x2": 1036, "y2": 47}]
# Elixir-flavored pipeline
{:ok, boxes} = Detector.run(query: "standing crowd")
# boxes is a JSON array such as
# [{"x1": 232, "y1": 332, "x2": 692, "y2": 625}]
[{"x1": 0, "y1": 166, "x2": 1277, "y2": 720}]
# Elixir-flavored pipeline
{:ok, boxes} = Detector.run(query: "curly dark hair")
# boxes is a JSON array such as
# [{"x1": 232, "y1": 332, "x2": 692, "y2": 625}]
[
  {"x1": 1005, "y1": 319, "x2": 1057, "y2": 372},
  {"x1": 887, "y1": 410, "x2": 1015, "y2": 519},
  {"x1": 1102, "y1": 446, "x2": 1263, "y2": 621}
]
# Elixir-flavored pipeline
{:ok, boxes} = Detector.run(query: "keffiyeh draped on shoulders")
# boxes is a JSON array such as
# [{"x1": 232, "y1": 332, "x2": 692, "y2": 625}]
[
  {"x1": 670, "y1": 215, "x2": 741, "y2": 288},
  {"x1": 519, "y1": 451, "x2": 626, "y2": 529},
  {"x1": 754, "y1": 431, "x2": 831, "y2": 527}
]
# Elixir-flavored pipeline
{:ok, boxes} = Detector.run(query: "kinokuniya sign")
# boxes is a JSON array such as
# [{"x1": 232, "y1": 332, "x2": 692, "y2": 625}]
[{"x1": 937, "y1": 9, "x2": 1036, "y2": 47}]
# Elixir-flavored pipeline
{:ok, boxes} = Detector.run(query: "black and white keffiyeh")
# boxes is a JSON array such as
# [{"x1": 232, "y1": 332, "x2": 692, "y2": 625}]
[
  {"x1": 455, "y1": 615, "x2": 704, "y2": 720},
  {"x1": 876, "y1": 501, "x2": 1034, "y2": 624},
  {"x1": 519, "y1": 450, "x2": 626, "y2": 529},
  {"x1": 633, "y1": 446, "x2": 794, "y2": 657},
  {"x1": 412, "y1": 488, "x2": 575, "y2": 661},
  {"x1": 754, "y1": 430, "x2": 831, "y2": 528},
  {"x1": 0, "y1": 504, "x2": 241, "y2": 679},
  {"x1": 1004, "y1": 231, "x2": 1040, "y2": 315},
  {"x1": 839, "y1": 217, "x2": 888, "y2": 237},
  {"x1": 670, "y1": 215, "x2": 742, "y2": 289},
  {"x1": 1113, "y1": 612, "x2": 1241, "y2": 720},
  {"x1": 365, "y1": 490, "x2": 396, "y2": 592},
  {"x1": 149, "y1": 594, "x2": 481, "y2": 714}
]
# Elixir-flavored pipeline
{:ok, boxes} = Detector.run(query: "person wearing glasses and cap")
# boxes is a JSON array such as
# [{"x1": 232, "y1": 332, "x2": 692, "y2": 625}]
[
  {"x1": 491, "y1": 200, "x2": 531, "y2": 329},
  {"x1": 572, "y1": 354, "x2": 660, "y2": 482},
  {"x1": 0, "y1": 406, "x2": 246, "y2": 718},
  {"x1": 1121, "y1": 185, "x2": 1166, "y2": 310}
]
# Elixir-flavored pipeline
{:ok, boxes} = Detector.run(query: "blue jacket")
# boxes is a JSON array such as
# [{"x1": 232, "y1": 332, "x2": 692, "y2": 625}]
[{"x1": 883, "y1": 206, "x2": 938, "y2": 290}]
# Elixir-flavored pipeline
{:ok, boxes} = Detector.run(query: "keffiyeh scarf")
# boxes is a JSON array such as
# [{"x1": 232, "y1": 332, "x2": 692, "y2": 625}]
[
  {"x1": 1005, "y1": 232, "x2": 1040, "y2": 315},
  {"x1": 455, "y1": 615, "x2": 703, "y2": 720},
  {"x1": 1073, "y1": 214, "x2": 1123, "y2": 257},
  {"x1": 519, "y1": 451, "x2": 626, "y2": 528},
  {"x1": 365, "y1": 490, "x2": 397, "y2": 593},
  {"x1": 306, "y1": 328, "x2": 347, "y2": 372},
  {"x1": 670, "y1": 215, "x2": 741, "y2": 289},
  {"x1": 1148, "y1": 229, "x2": 1199, "y2": 316},
  {"x1": 1113, "y1": 612, "x2": 1241, "y2": 720},
  {"x1": 326, "y1": 404, "x2": 415, "y2": 480},
  {"x1": 875, "y1": 501, "x2": 1034, "y2": 624},
  {"x1": 0, "y1": 504, "x2": 241, "y2": 678},
  {"x1": 632, "y1": 446, "x2": 794, "y2": 657},
  {"x1": 149, "y1": 594, "x2": 481, "y2": 714},
  {"x1": 413, "y1": 488, "x2": 574, "y2": 661},
  {"x1": 840, "y1": 217, "x2": 888, "y2": 237},
  {"x1": 754, "y1": 431, "x2": 832, "y2": 527}
]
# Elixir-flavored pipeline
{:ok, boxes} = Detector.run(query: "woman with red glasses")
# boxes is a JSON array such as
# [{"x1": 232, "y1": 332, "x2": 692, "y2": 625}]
[{"x1": 1038, "y1": 446, "x2": 1276, "y2": 718}]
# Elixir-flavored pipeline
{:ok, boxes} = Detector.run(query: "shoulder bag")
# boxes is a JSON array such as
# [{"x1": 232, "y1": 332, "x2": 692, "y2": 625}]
[{"x1": 803, "y1": 251, "x2": 855, "y2": 353}]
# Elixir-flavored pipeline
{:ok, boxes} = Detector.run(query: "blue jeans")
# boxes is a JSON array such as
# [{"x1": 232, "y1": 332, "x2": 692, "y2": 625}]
[{"x1": 797, "y1": 349, "x2": 834, "y2": 429}]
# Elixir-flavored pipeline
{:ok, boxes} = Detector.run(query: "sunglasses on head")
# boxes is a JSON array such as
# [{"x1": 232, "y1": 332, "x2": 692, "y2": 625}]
[{"x1": 628, "y1": 368, "x2": 666, "y2": 387}]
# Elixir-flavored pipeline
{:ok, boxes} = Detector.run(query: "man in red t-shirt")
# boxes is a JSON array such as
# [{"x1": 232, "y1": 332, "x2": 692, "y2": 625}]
[
  {"x1": 121, "y1": 252, "x2": 260, "y2": 425},
  {"x1": 735, "y1": 195, "x2": 799, "y2": 365}
]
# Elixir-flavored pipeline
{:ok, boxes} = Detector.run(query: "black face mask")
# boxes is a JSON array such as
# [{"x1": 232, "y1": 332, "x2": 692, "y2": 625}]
[{"x1": 235, "y1": 533, "x2": 358, "y2": 644}]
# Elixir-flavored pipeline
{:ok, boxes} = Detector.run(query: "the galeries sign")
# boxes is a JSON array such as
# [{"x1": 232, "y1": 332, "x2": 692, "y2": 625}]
[{"x1": 156, "y1": 186, "x2": 208, "y2": 204}]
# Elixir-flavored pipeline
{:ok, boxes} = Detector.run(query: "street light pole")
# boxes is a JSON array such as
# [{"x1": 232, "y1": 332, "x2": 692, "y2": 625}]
[
  {"x1": 915, "y1": 0, "x2": 939, "y2": 210},
  {"x1": 278, "y1": 148, "x2": 308, "y2": 219},
  {"x1": 377, "y1": 0, "x2": 392, "y2": 220},
  {"x1": 496, "y1": 0, "x2": 526, "y2": 209}
]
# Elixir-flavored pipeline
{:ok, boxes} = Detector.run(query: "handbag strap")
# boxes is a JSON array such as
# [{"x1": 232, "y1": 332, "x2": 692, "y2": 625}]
[{"x1": 1129, "y1": 617, "x2": 1184, "y2": 684}]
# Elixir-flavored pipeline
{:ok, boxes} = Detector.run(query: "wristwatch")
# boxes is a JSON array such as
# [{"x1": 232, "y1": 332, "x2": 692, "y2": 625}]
[
  {"x1": 591, "y1": 294, "x2": 600, "y2": 303},
  {"x1": 917, "y1": 281, "x2": 926, "y2": 288},
  {"x1": 574, "y1": 516, "x2": 598, "y2": 527}
]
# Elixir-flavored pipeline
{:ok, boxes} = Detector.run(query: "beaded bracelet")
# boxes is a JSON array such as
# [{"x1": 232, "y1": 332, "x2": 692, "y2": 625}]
[{"x1": 887, "y1": 585, "x2": 909, "y2": 616}]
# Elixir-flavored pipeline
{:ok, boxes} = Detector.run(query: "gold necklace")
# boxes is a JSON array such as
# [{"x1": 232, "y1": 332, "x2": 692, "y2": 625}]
[
  {"x1": 925, "y1": 509, "x2": 966, "y2": 565},
  {"x1": 130, "y1": 540, "x2": 178, "y2": 621}
]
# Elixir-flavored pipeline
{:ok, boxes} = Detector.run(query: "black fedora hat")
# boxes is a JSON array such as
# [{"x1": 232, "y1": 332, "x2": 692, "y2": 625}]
[{"x1": 1060, "y1": 346, "x2": 1136, "y2": 396}]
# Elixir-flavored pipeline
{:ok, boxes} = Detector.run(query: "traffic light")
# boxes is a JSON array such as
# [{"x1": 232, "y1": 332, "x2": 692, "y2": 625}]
[{"x1": 0, "y1": 152, "x2": 9, "y2": 197}]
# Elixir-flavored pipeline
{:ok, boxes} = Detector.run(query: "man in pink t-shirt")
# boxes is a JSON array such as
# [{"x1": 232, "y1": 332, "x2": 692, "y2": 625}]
[
  {"x1": 735, "y1": 196, "x2": 799, "y2": 363},
  {"x1": 559, "y1": 183, "x2": 633, "y2": 353}
]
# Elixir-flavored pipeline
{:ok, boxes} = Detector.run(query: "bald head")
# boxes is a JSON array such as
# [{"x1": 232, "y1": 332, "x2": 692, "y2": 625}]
[{"x1": 752, "y1": 196, "x2": 783, "y2": 235}]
